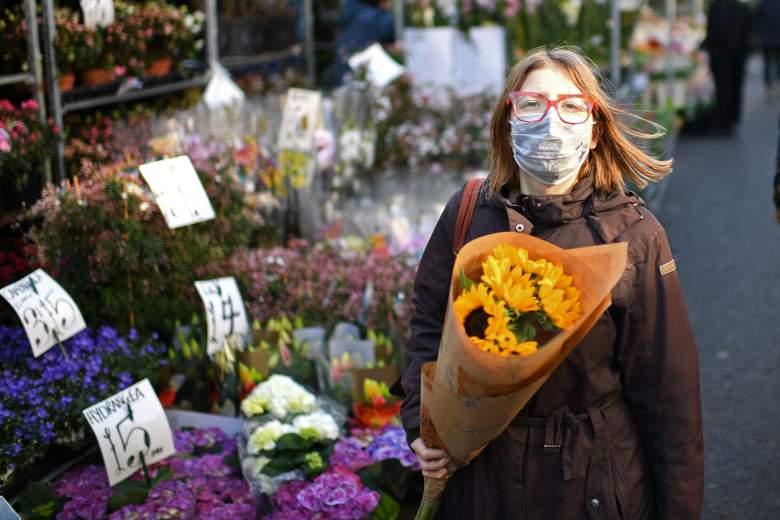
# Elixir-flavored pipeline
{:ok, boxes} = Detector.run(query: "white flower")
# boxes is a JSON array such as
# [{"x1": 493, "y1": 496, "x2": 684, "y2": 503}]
[
  {"x1": 292, "y1": 411, "x2": 340, "y2": 441},
  {"x1": 240, "y1": 374, "x2": 317, "y2": 419},
  {"x1": 248, "y1": 420, "x2": 290, "y2": 453}
]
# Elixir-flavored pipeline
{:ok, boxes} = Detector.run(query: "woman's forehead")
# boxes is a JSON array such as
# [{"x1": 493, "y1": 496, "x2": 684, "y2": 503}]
[{"x1": 518, "y1": 67, "x2": 583, "y2": 98}]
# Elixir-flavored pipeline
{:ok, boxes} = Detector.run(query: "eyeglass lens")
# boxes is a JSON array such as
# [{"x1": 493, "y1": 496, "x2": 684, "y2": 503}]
[{"x1": 513, "y1": 95, "x2": 590, "y2": 124}]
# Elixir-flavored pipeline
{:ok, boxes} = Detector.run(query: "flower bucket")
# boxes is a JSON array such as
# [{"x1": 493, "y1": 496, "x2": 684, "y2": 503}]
[
  {"x1": 82, "y1": 68, "x2": 114, "y2": 86},
  {"x1": 237, "y1": 349, "x2": 270, "y2": 378},
  {"x1": 146, "y1": 57, "x2": 173, "y2": 77},
  {"x1": 58, "y1": 72, "x2": 75, "y2": 92}
]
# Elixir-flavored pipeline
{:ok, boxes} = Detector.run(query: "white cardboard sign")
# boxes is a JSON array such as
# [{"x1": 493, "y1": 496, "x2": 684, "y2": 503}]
[
  {"x1": 0, "y1": 497, "x2": 20, "y2": 520},
  {"x1": 278, "y1": 88, "x2": 322, "y2": 152},
  {"x1": 0, "y1": 269, "x2": 87, "y2": 357},
  {"x1": 194, "y1": 277, "x2": 250, "y2": 354},
  {"x1": 348, "y1": 43, "x2": 405, "y2": 88},
  {"x1": 138, "y1": 156, "x2": 215, "y2": 229},
  {"x1": 80, "y1": 0, "x2": 115, "y2": 29},
  {"x1": 83, "y1": 379, "x2": 175, "y2": 486}
]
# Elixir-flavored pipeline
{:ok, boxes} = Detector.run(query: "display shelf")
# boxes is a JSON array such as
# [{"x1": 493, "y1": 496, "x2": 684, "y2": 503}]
[
  {"x1": 220, "y1": 45, "x2": 303, "y2": 69},
  {"x1": 0, "y1": 73, "x2": 36, "y2": 87},
  {"x1": 62, "y1": 74, "x2": 212, "y2": 114}
]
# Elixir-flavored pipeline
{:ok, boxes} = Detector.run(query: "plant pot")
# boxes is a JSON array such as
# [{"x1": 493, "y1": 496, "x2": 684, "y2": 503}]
[
  {"x1": 58, "y1": 72, "x2": 75, "y2": 92},
  {"x1": 146, "y1": 57, "x2": 172, "y2": 77},
  {"x1": 82, "y1": 67, "x2": 114, "y2": 86}
]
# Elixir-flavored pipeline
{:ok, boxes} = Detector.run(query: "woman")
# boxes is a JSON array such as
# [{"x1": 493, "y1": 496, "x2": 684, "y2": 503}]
[{"x1": 400, "y1": 47, "x2": 703, "y2": 519}]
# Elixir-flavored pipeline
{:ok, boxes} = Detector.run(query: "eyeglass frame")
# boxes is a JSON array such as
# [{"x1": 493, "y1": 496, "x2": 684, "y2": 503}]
[{"x1": 506, "y1": 91, "x2": 594, "y2": 125}]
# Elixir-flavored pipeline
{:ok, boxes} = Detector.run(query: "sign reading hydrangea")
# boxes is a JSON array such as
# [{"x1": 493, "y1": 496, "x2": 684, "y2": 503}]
[{"x1": 82, "y1": 379, "x2": 175, "y2": 486}]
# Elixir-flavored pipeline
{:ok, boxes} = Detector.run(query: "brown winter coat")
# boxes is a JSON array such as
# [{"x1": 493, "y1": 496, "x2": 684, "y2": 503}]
[{"x1": 399, "y1": 174, "x2": 703, "y2": 519}]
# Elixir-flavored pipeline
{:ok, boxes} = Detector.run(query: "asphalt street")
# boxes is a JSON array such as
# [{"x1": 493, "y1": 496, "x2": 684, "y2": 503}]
[{"x1": 654, "y1": 58, "x2": 780, "y2": 519}]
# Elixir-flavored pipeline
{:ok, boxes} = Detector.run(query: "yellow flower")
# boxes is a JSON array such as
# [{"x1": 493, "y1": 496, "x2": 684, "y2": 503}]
[
  {"x1": 538, "y1": 278, "x2": 581, "y2": 329},
  {"x1": 454, "y1": 284, "x2": 495, "y2": 325}
]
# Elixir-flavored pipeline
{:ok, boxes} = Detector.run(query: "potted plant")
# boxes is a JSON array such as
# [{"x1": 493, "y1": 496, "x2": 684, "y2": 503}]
[{"x1": 140, "y1": 2, "x2": 180, "y2": 77}]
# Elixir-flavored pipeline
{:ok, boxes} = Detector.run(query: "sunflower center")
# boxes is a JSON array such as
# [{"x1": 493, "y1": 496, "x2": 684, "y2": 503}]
[{"x1": 464, "y1": 308, "x2": 490, "y2": 338}]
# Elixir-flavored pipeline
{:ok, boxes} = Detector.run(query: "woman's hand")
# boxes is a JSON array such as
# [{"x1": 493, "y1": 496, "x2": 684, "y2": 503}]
[{"x1": 411, "y1": 438, "x2": 450, "y2": 479}]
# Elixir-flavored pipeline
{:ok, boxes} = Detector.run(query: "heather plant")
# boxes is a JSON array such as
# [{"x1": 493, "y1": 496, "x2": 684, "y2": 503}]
[
  {"x1": 25, "y1": 152, "x2": 257, "y2": 338},
  {"x1": 228, "y1": 238, "x2": 416, "y2": 345}
]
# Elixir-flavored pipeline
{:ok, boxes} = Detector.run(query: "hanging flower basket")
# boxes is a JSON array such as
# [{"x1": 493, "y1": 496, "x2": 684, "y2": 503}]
[{"x1": 146, "y1": 57, "x2": 173, "y2": 77}]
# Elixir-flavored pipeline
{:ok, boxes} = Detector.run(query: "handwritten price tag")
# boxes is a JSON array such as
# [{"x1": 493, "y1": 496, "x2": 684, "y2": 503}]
[
  {"x1": 139, "y1": 156, "x2": 216, "y2": 229},
  {"x1": 0, "y1": 269, "x2": 86, "y2": 357},
  {"x1": 278, "y1": 88, "x2": 322, "y2": 152},
  {"x1": 83, "y1": 379, "x2": 175, "y2": 486},
  {"x1": 80, "y1": 0, "x2": 115, "y2": 29},
  {"x1": 194, "y1": 277, "x2": 250, "y2": 355}
]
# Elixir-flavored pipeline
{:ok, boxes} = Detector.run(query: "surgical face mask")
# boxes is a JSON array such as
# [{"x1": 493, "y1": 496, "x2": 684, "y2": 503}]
[{"x1": 509, "y1": 114, "x2": 593, "y2": 186}]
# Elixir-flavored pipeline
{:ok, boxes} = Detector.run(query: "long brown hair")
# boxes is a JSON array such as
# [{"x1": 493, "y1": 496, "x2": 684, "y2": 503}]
[{"x1": 489, "y1": 46, "x2": 672, "y2": 195}]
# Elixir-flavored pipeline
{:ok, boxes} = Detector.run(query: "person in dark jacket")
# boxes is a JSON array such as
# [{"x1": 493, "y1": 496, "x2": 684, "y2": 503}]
[
  {"x1": 331, "y1": 0, "x2": 395, "y2": 85},
  {"x1": 400, "y1": 47, "x2": 703, "y2": 519},
  {"x1": 703, "y1": 0, "x2": 752, "y2": 134},
  {"x1": 758, "y1": 0, "x2": 780, "y2": 99}
]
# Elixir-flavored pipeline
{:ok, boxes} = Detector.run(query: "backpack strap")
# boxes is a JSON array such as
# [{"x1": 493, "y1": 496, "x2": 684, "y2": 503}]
[{"x1": 453, "y1": 177, "x2": 485, "y2": 255}]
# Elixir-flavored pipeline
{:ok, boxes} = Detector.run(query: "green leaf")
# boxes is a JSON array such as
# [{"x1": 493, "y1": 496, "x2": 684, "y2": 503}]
[
  {"x1": 261, "y1": 457, "x2": 298, "y2": 477},
  {"x1": 107, "y1": 480, "x2": 151, "y2": 512},
  {"x1": 151, "y1": 466, "x2": 173, "y2": 487},
  {"x1": 366, "y1": 491, "x2": 401, "y2": 520},
  {"x1": 193, "y1": 442, "x2": 224, "y2": 455},
  {"x1": 358, "y1": 459, "x2": 413, "y2": 502},
  {"x1": 510, "y1": 319, "x2": 536, "y2": 343},
  {"x1": 459, "y1": 267, "x2": 474, "y2": 291},
  {"x1": 273, "y1": 433, "x2": 316, "y2": 452},
  {"x1": 20, "y1": 482, "x2": 61, "y2": 520},
  {"x1": 223, "y1": 454, "x2": 241, "y2": 469}
]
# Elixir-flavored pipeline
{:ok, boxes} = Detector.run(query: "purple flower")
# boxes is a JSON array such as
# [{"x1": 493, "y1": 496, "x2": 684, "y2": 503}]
[{"x1": 269, "y1": 468, "x2": 379, "y2": 520}]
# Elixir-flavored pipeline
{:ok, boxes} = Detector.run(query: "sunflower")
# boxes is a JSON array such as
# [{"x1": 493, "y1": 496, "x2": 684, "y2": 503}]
[{"x1": 454, "y1": 284, "x2": 495, "y2": 326}]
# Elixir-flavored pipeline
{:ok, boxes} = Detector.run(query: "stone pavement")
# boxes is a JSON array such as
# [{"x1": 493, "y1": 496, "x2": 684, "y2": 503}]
[{"x1": 655, "y1": 57, "x2": 780, "y2": 519}]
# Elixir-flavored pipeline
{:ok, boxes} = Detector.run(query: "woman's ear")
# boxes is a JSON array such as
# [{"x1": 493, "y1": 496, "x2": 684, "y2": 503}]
[{"x1": 589, "y1": 119, "x2": 598, "y2": 150}]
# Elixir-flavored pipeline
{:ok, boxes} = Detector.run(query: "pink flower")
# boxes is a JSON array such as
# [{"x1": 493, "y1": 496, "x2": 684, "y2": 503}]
[{"x1": 20, "y1": 99, "x2": 38, "y2": 111}]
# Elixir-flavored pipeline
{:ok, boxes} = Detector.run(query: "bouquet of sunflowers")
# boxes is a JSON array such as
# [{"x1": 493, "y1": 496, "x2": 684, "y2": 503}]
[{"x1": 416, "y1": 232, "x2": 627, "y2": 519}]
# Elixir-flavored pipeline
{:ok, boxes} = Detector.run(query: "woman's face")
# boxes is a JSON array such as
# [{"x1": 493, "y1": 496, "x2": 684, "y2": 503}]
[{"x1": 515, "y1": 66, "x2": 597, "y2": 149}]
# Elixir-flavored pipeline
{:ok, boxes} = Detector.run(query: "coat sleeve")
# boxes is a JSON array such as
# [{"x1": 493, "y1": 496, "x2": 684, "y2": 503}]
[
  {"x1": 616, "y1": 220, "x2": 704, "y2": 519},
  {"x1": 399, "y1": 189, "x2": 461, "y2": 447}
]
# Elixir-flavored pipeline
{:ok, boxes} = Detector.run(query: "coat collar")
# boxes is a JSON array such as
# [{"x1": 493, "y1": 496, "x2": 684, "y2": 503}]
[{"x1": 478, "y1": 174, "x2": 646, "y2": 243}]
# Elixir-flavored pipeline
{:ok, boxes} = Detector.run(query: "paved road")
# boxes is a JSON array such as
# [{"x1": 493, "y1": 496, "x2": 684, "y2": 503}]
[{"x1": 655, "y1": 58, "x2": 780, "y2": 519}]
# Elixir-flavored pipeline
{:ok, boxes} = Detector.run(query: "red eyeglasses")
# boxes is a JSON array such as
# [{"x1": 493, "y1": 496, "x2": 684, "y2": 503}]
[{"x1": 507, "y1": 91, "x2": 593, "y2": 125}]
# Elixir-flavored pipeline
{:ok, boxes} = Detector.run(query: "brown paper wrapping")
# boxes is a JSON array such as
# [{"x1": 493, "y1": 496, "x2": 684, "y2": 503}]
[{"x1": 421, "y1": 232, "x2": 627, "y2": 465}]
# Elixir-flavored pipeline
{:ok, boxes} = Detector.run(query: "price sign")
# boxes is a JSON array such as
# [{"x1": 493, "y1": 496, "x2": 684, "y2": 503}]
[
  {"x1": 138, "y1": 156, "x2": 216, "y2": 229},
  {"x1": 83, "y1": 379, "x2": 175, "y2": 486},
  {"x1": 194, "y1": 277, "x2": 250, "y2": 354},
  {"x1": 0, "y1": 269, "x2": 86, "y2": 357},
  {"x1": 0, "y1": 497, "x2": 20, "y2": 520},
  {"x1": 80, "y1": 0, "x2": 115, "y2": 29},
  {"x1": 278, "y1": 88, "x2": 322, "y2": 152}
]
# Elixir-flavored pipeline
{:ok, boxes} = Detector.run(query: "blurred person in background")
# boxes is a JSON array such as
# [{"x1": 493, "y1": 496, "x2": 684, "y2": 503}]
[
  {"x1": 331, "y1": 0, "x2": 395, "y2": 85},
  {"x1": 758, "y1": 0, "x2": 780, "y2": 100},
  {"x1": 703, "y1": 0, "x2": 752, "y2": 135}
]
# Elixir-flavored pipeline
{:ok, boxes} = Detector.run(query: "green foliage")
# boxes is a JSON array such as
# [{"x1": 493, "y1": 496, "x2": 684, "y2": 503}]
[
  {"x1": 25, "y1": 157, "x2": 254, "y2": 339},
  {"x1": 20, "y1": 482, "x2": 62, "y2": 520}
]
